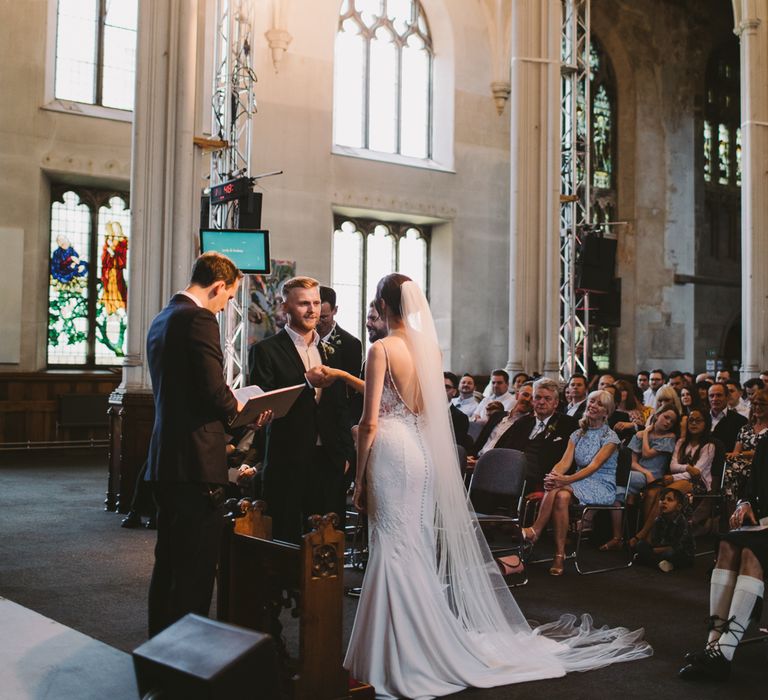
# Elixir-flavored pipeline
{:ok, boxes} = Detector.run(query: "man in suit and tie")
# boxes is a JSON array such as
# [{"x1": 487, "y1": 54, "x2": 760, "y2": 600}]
[
  {"x1": 708, "y1": 381, "x2": 748, "y2": 451},
  {"x1": 146, "y1": 252, "x2": 265, "y2": 636},
  {"x1": 249, "y1": 277, "x2": 353, "y2": 543},
  {"x1": 565, "y1": 373, "x2": 589, "y2": 420},
  {"x1": 494, "y1": 377, "x2": 578, "y2": 490}
]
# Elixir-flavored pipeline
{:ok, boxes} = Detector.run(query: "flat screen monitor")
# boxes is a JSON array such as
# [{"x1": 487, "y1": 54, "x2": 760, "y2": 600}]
[{"x1": 199, "y1": 228, "x2": 270, "y2": 274}]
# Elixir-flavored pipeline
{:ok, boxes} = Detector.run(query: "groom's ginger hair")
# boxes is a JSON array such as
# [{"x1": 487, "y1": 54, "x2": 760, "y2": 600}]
[{"x1": 282, "y1": 276, "x2": 319, "y2": 297}]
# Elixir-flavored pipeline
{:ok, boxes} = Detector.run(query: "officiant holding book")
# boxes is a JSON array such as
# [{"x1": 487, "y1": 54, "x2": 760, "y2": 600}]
[
  {"x1": 249, "y1": 276, "x2": 354, "y2": 543},
  {"x1": 145, "y1": 252, "x2": 272, "y2": 636}
]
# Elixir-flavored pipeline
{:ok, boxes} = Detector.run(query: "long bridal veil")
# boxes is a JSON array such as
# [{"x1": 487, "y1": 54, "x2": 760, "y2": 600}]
[{"x1": 399, "y1": 280, "x2": 652, "y2": 671}]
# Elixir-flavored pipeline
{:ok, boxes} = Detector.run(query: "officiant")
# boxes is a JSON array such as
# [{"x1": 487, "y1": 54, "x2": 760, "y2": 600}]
[{"x1": 249, "y1": 276, "x2": 354, "y2": 543}]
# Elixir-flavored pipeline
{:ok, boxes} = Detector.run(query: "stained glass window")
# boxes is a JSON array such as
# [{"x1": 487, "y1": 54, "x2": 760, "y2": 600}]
[
  {"x1": 589, "y1": 37, "x2": 616, "y2": 224},
  {"x1": 331, "y1": 215, "x2": 430, "y2": 342},
  {"x1": 48, "y1": 187, "x2": 130, "y2": 366},
  {"x1": 703, "y1": 42, "x2": 739, "y2": 188},
  {"x1": 333, "y1": 0, "x2": 433, "y2": 159},
  {"x1": 54, "y1": 0, "x2": 138, "y2": 111}
]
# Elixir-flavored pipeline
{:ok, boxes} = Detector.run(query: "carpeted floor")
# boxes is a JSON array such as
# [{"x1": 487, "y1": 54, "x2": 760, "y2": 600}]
[{"x1": 0, "y1": 448, "x2": 765, "y2": 698}]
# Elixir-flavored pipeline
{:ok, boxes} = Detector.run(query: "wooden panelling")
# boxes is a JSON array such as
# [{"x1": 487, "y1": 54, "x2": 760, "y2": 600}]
[{"x1": 0, "y1": 372, "x2": 121, "y2": 445}]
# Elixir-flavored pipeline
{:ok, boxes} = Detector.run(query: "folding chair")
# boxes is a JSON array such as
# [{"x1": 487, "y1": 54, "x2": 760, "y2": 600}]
[
  {"x1": 692, "y1": 439, "x2": 727, "y2": 557},
  {"x1": 468, "y1": 448, "x2": 529, "y2": 585},
  {"x1": 570, "y1": 445, "x2": 635, "y2": 575}
]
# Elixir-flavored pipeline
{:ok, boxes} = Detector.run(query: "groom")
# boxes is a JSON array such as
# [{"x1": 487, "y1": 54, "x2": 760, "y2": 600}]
[{"x1": 249, "y1": 276, "x2": 353, "y2": 543}]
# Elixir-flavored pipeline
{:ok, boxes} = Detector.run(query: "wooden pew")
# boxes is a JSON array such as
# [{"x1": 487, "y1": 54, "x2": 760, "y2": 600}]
[{"x1": 217, "y1": 501, "x2": 374, "y2": 700}]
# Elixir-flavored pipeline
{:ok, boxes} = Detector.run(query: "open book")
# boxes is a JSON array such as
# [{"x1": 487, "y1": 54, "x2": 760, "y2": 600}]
[{"x1": 230, "y1": 383, "x2": 306, "y2": 429}]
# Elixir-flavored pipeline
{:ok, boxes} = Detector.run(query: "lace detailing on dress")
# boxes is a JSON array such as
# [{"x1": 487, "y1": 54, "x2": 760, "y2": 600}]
[{"x1": 380, "y1": 371, "x2": 417, "y2": 421}]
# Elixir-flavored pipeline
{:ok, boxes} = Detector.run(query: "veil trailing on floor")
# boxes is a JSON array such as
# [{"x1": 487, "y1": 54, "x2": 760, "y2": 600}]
[{"x1": 399, "y1": 280, "x2": 652, "y2": 670}]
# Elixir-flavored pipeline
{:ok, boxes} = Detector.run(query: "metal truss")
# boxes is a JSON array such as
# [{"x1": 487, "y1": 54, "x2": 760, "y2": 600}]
[
  {"x1": 209, "y1": 0, "x2": 258, "y2": 389},
  {"x1": 559, "y1": 0, "x2": 591, "y2": 381}
]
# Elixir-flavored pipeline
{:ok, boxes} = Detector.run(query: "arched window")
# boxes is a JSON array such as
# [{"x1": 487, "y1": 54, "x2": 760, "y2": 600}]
[
  {"x1": 589, "y1": 37, "x2": 617, "y2": 225},
  {"x1": 48, "y1": 186, "x2": 130, "y2": 366},
  {"x1": 331, "y1": 215, "x2": 429, "y2": 341},
  {"x1": 333, "y1": 0, "x2": 433, "y2": 160}
]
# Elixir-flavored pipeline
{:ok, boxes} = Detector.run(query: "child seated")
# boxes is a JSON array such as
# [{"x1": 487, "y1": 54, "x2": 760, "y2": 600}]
[{"x1": 632, "y1": 488, "x2": 695, "y2": 572}]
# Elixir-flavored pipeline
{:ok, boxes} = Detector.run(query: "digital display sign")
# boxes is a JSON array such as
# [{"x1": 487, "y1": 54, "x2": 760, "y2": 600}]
[{"x1": 199, "y1": 228, "x2": 271, "y2": 274}]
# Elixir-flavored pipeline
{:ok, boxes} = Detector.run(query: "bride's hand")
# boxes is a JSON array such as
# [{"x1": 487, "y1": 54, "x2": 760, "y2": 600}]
[{"x1": 353, "y1": 483, "x2": 367, "y2": 513}]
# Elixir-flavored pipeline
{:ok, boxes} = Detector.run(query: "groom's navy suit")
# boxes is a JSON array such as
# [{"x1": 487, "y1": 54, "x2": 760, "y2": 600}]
[
  {"x1": 250, "y1": 328, "x2": 353, "y2": 543},
  {"x1": 145, "y1": 293, "x2": 238, "y2": 635}
]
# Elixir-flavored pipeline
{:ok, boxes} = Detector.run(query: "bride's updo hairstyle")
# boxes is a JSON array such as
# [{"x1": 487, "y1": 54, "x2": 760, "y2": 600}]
[{"x1": 375, "y1": 273, "x2": 412, "y2": 318}]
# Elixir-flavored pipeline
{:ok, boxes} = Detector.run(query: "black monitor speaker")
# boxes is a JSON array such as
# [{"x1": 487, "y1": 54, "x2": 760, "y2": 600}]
[
  {"x1": 133, "y1": 614, "x2": 280, "y2": 700},
  {"x1": 575, "y1": 235, "x2": 616, "y2": 292},
  {"x1": 199, "y1": 192, "x2": 262, "y2": 230}
]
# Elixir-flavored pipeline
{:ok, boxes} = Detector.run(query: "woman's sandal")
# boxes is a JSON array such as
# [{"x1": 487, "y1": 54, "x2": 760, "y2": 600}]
[
  {"x1": 496, "y1": 554, "x2": 524, "y2": 577},
  {"x1": 521, "y1": 527, "x2": 538, "y2": 543},
  {"x1": 549, "y1": 553, "x2": 565, "y2": 576},
  {"x1": 599, "y1": 537, "x2": 624, "y2": 552}
]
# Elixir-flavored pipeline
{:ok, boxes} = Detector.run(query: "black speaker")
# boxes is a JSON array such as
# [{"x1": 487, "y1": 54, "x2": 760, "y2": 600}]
[
  {"x1": 575, "y1": 235, "x2": 616, "y2": 292},
  {"x1": 237, "y1": 192, "x2": 263, "y2": 229},
  {"x1": 133, "y1": 614, "x2": 280, "y2": 700},
  {"x1": 590, "y1": 278, "x2": 621, "y2": 327},
  {"x1": 200, "y1": 195, "x2": 210, "y2": 229}
]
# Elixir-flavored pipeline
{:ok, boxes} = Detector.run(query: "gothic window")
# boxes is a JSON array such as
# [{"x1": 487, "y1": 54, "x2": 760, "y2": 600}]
[
  {"x1": 54, "y1": 0, "x2": 138, "y2": 111},
  {"x1": 702, "y1": 39, "x2": 740, "y2": 261},
  {"x1": 48, "y1": 186, "x2": 130, "y2": 366},
  {"x1": 331, "y1": 215, "x2": 429, "y2": 341},
  {"x1": 333, "y1": 0, "x2": 433, "y2": 160},
  {"x1": 589, "y1": 37, "x2": 617, "y2": 225}
]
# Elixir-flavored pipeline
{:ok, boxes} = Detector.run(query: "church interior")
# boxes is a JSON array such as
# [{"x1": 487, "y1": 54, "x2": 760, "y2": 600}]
[{"x1": 1, "y1": 0, "x2": 768, "y2": 697}]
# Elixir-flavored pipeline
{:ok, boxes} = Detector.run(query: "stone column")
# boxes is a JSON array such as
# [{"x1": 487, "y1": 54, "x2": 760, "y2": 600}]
[
  {"x1": 107, "y1": 0, "x2": 202, "y2": 511},
  {"x1": 735, "y1": 1, "x2": 768, "y2": 381},
  {"x1": 506, "y1": 0, "x2": 562, "y2": 377}
]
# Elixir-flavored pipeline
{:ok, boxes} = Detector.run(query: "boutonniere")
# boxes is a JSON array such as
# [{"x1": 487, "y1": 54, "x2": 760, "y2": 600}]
[
  {"x1": 545, "y1": 423, "x2": 557, "y2": 436},
  {"x1": 321, "y1": 340, "x2": 335, "y2": 357}
]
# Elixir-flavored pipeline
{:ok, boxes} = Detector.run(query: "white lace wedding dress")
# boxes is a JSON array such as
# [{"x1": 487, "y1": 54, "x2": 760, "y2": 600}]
[{"x1": 344, "y1": 282, "x2": 651, "y2": 700}]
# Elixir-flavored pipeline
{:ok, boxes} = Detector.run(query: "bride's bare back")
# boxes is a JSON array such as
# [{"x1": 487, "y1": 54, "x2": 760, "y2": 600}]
[{"x1": 376, "y1": 335, "x2": 421, "y2": 414}]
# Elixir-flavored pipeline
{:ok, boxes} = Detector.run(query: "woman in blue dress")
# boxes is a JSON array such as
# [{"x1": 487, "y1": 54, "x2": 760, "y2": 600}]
[{"x1": 523, "y1": 390, "x2": 620, "y2": 575}]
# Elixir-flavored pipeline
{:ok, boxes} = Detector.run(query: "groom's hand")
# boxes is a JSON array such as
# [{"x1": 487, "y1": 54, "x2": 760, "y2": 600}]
[{"x1": 306, "y1": 365, "x2": 336, "y2": 388}]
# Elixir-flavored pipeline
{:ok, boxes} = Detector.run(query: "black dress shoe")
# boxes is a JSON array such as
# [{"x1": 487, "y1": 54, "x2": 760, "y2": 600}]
[
  {"x1": 121, "y1": 511, "x2": 142, "y2": 529},
  {"x1": 679, "y1": 647, "x2": 731, "y2": 682}
]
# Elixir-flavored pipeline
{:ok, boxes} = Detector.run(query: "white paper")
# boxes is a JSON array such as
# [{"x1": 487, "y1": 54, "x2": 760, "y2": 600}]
[{"x1": 233, "y1": 384, "x2": 264, "y2": 403}]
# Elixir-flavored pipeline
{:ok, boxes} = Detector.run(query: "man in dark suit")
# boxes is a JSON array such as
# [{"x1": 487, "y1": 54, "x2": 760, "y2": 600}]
[
  {"x1": 145, "y1": 252, "x2": 250, "y2": 636},
  {"x1": 249, "y1": 277, "x2": 353, "y2": 543},
  {"x1": 318, "y1": 286, "x2": 363, "y2": 391},
  {"x1": 565, "y1": 373, "x2": 588, "y2": 420},
  {"x1": 470, "y1": 383, "x2": 534, "y2": 458},
  {"x1": 444, "y1": 371, "x2": 471, "y2": 450},
  {"x1": 709, "y1": 382, "x2": 748, "y2": 451},
  {"x1": 494, "y1": 378, "x2": 577, "y2": 489}
]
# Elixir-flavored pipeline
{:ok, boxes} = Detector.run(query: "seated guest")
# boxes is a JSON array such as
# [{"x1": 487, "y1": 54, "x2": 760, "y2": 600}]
[
  {"x1": 680, "y1": 385, "x2": 699, "y2": 416},
  {"x1": 601, "y1": 406, "x2": 678, "y2": 550},
  {"x1": 601, "y1": 384, "x2": 630, "y2": 432},
  {"x1": 744, "y1": 377, "x2": 766, "y2": 410},
  {"x1": 491, "y1": 377, "x2": 577, "y2": 489},
  {"x1": 626, "y1": 406, "x2": 680, "y2": 545},
  {"x1": 655, "y1": 384, "x2": 685, "y2": 437},
  {"x1": 667, "y1": 370, "x2": 685, "y2": 396},
  {"x1": 646, "y1": 369, "x2": 666, "y2": 409},
  {"x1": 470, "y1": 383, "x2": 534, "y2": 459},
  {"x1": 612, "y1": 379, "x2": 648, "y2": 440},
  {"x1": 637, "y1": 370, "x2": 651, "y2": 404},
  {"x1": 632, "y1": 488, "x2": 695, "y2": 573},
  {"x1": 708, "y1": 382, "x2": 749, "y2": 452},
  {"x1": 444, "y1": 371, "x2": 470, "y2": 450},
  {"x1": 679, "y1": 438, "x2": 768, "y2": 682},
  {"x1": 716, "y1": 369, "x2": 732, "y2": 383},
  {"x1": 452, "y1": 373, "x2": 480, "y2": 417},
  {"x1": 471, "y1": 369, "x2": 515, "y2": 422},
  {"x1": 597, "y1": 373, "x2": 616, "y2": 390},
  {"x1": 696, "y1": 379, "x2": 713, "y2": 405},
  {"x1": 723, "y1": 388, "x2": 768, "y2": 509},
  {"x1": 511, "y1": 371, "x2": 530, "y2": 392},
  {"x1": 522, "y1": 390, "x2": 620, "y2": 575},
  {"x1": 697, "y1": 371, "x2": 715, "y2": 384},
  {"x1": 565, "y1": 373, "x2": 589, "y2": 420},
  {"x1": 683, "y1": 372, "x2": 696, "y2": 390},
  {"x1": 725, "y1": 379, "x2": 750, "y2": 418}
]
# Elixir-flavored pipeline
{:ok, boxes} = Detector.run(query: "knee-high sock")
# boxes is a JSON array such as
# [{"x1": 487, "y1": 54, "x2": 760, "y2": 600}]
[
  {"x1": 708, "y1": 568, "x2": 737, "y2": 644},
  {"x1": 717, "y1": 575, "x2": 765, "y2": 660}
]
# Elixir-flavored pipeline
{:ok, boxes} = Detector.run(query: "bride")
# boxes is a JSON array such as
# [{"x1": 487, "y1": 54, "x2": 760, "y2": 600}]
[{"x1": 337, "y1": 273, "x2": 650, "y2": 700}]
